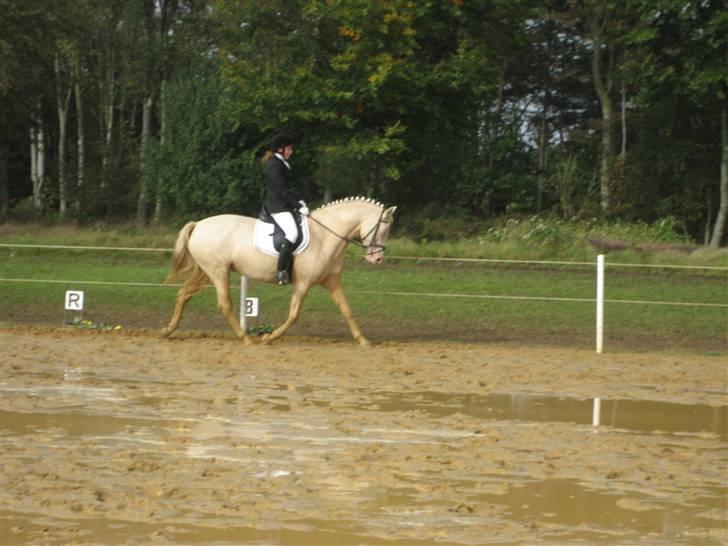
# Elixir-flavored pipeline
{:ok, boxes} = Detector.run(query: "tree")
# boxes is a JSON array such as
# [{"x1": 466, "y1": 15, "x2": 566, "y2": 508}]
[
  {"x1": 521, "y1": 6, "x2": 593, "y2": 215},
  {"x1": 144, "y1": 61, "x2": 261, "y2": 219},
  {"x1": 0, "y1": 0, "x2": 69, "y2": 217},
  {"x1": 216, "y1": 0, "x2": 416, "y2": 202},
  {"x1": 717, "y1": 103, "x2": 728, "y2": 247},
  {"x1": 623, "y1": 0, "x2": 728, "y2": 245},
  {"x1": 54, "y1": 48, "x2": 73, "y2": 217},
  {"x1": 562, "y1": 0, "x2": 635, "y2": 216},
  {"x1": 216, "y1": 0, "x2": 537, "y2": 214},
  {"x1": 0, "y1": 0, "x2": 724, "y2": 247}
]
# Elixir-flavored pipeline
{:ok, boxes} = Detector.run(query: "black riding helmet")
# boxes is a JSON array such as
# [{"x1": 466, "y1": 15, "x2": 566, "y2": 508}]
[{"x1": 271, "y1": 133, "x2": 294, "y2": 151}]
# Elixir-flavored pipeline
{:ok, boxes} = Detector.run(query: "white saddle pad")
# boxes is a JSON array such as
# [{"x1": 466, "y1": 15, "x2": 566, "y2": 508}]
[{"x1": 253, "y1": 216, "x2": 310, "y2": 257}]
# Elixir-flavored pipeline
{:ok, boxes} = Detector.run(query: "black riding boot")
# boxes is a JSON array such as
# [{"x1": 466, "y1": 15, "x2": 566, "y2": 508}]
[{"x1": 276, "y1": 240, "x2": 294, "y2": 285}]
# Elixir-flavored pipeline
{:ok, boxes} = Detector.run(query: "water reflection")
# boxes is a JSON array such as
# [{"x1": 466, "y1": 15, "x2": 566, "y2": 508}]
[{"x1": 360, "y1": 391, "x2": 727, "y2": 438}]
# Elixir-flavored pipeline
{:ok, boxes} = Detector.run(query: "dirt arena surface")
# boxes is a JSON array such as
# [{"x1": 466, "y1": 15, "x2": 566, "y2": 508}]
[{"x1": 1, "y1": 326, "x2": 726, "y2": 545}]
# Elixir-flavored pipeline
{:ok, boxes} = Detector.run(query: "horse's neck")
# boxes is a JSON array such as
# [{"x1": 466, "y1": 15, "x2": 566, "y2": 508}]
[
  {"x1": 314, "y1": 202, "x2": 375, "y2": 238},
  {"x1": 310, "y1": 202, "x2": 378, "y2": 259}
]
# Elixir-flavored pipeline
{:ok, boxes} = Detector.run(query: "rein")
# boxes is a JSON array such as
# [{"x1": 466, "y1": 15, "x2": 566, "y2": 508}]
[{"x1": 305, "y1": 208, "x2": 390, "y2": 253}]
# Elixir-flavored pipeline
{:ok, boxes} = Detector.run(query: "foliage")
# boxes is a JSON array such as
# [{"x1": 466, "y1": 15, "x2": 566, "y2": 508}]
[
  {"x1": 215, "y1": 0, "x2": 424, "y2": 201},
  {"x1": 1, "y1": 0, "x2": 726, "y2": 246},
  {"x1": 144, "y1": 62, "x2": 263, "y2": 219},
  {"x1": 69, "y1": 316, "x2": 123, "y2": 331},
  {"x1": 617, "y1": 0, "x2": 727, "y2": 244},
  {"x1": 389, "y1": 213, "x2": 728, "y2": 267}
]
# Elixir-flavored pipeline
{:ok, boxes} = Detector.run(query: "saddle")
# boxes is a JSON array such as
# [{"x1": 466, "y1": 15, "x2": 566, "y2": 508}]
[{"x1": 253, "y1": 208, "x2": 310, "y2": 257}]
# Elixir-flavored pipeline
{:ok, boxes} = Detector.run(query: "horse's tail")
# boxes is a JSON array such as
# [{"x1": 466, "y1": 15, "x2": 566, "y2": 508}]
[{"x1": 165, "y1": 221, "x2": 199, "y2": 282}]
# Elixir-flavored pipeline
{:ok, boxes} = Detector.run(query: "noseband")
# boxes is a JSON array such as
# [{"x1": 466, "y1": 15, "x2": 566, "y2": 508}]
[{"x1": 359, "y1": 208, "x2": 391, "y2": 253}]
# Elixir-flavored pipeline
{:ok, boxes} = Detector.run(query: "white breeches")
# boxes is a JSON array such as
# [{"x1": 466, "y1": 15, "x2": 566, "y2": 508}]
[{"x1": 271, "y1": 211, "x2": 299, "y2": 243}]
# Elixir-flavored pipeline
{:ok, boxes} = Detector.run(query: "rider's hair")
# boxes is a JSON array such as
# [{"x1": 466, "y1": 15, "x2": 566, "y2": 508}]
[{"x1": 260, "y1": 150, "x2": 274, "y2": 164}]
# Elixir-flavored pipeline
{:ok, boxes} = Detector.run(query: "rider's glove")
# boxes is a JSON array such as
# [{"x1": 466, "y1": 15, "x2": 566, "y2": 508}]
[{"x1": 298, "y1": 200, "x2": 309, "y2": 215}]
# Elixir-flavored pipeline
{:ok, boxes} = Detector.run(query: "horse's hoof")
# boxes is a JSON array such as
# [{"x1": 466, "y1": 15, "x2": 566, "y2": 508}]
[
  {"x1": 358, "y1": 337, "x2": 371, "y2": 349},
  {"x1": 161, "y1": 327, "x2": 171, "y2": 338},
  {"x1": 241, "y1": 336, "x2": 254, "y2": 346},
  {"x1": 261, "y1": 334, "x2": 272, "y2": 345}
]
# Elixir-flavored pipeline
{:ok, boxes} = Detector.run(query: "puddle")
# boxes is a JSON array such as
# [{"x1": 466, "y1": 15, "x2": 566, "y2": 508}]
[
  {"x1": 0, "y1": 410, "x2": 172, "y2": 438},
  {"x1": 227, "y1": 381, "x2": 727, "y2": 439},
  {"x1": 0, "y1": 385, "x2": 124, "y2": 402},
  {"x1": 1, "y1": 383, "x2": 725, "y2": 545},
  {"x1": 477, "y1": 479, "x2": 727, "y2": 541},
  {"x1": 0, "y1": 511, "x2": 430, "y2": 546},
  {"x1": 359, "y1": 391, "x2": 728, "y2": 439}
]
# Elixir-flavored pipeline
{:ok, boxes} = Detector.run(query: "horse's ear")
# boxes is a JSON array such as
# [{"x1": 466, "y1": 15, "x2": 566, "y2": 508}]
[{"x1": 383, "y1": 206, "x2": 397, "y2": 222}]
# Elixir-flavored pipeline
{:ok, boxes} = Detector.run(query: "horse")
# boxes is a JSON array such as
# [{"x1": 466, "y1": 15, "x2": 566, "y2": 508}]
[{"x1": 161, "y1": 197, "x2": 397, "y2": 347}]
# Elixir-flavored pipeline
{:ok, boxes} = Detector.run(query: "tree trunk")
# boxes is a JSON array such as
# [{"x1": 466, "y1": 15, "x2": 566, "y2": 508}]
[
  {"x1": 153, "y1": 79, "x2": 166, "y2": 223},
  {"x1": 73, "y1": 49, "x2": 85, "y2": 211},
  {"x1": 30, "y1": 107, "x2": 46, "y2": 213},
  {"x1": 598, "y1": 100, "x2": 614, "y2": 214},
  {"x1": 709, "y1": 104, "x2": 728, "y2": 248},
  {"x1": 620, "y1": 82, "x2": 627, "y2": 158},
  {"x1": 486, "y1": 62, "x2": 507, "y2": 171},
  {"x1": 55, "y1": 55, "x2": 72, "y2": 218},
  {"x1": 537, "y1": 24, "x2": 554, "y2": 215},
  {"x1": 537, "y1": 102, "x2": 548, "y2": 214},
  {"x1": 136, "y1": 94, "x2": 154, "y2": 226},
  {"x1": 58, "y1": 104, "x2": 69, "y2": 216},
  {"x1": 704, "y1": 193, "x2": 712, "y2": 246},
  {"x1": 30, "y1": 127, "x2": 37, "y2": 206},
  {"x1": 0, "y1": 143, "x2": 9, "y2": 222},
  {"x1": 590, "y1": 18, "x2": 615, "y2": 215},
  {"x1": 101, "y1": 58, "x2": 115, "y2": 190}
]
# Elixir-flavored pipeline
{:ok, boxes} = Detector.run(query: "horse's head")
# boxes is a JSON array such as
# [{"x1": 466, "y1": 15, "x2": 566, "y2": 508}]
[{"x1": 361, "y1": 206, "x2": 397, "y2": 264}]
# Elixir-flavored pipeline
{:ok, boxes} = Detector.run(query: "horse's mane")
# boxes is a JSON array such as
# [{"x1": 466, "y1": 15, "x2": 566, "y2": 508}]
[{"x1": 314, "y1": 196, "x2": 385, "y2": 212}]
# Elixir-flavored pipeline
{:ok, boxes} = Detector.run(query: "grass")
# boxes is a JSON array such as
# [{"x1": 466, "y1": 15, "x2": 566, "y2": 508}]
[{"x1": 1, "y1": 222, "x2": 727, "y2": 353}]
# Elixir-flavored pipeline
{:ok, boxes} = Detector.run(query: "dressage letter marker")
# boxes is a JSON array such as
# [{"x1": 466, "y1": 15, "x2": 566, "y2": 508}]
[
  {"x1": 239, "y1": 276, "x2": 258, "y2": 332},
  {"x1": 245, "y1": 298, "x2": 259, "y2": 317},
  {"x1": 65, "y1": 290, "x2": 84, "y2": 311}
]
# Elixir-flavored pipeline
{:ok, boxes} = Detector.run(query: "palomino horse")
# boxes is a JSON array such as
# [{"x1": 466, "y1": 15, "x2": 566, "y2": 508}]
[{"x1": 162, "y1": 197, "x2": 397, "y2": 347}]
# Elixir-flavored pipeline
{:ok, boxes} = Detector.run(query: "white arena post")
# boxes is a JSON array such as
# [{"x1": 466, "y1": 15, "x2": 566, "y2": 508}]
[
  {"x1": 596, "y1": 254, "x2": 605, "y2": 353},
  {"x1": 239, "y1": 275, "x2": 248, "y2": 332}
]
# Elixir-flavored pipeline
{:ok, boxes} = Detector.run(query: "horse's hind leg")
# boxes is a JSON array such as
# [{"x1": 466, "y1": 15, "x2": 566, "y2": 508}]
[
  {"x1": 162, "y1": 268, "x2": 209, "y2": 337},
  {"x1": 211, "y1": 269, "x2": 252, "y2": 345}
]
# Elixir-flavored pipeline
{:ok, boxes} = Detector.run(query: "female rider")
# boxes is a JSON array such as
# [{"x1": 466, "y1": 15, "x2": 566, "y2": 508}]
[{"x1": 263, "y1": 133, "x2": 308, "y2": 285}]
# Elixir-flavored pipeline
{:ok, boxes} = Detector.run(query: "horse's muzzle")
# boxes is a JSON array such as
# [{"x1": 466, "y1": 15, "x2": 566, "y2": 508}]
[{"x1": 365, "y1": 249, "x2": 385, "y2": 264}]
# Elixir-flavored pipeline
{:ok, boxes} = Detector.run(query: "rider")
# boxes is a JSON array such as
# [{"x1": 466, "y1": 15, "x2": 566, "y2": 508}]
[{"x1": 263, "y1": 133, "x2": 309, "y2": 285}]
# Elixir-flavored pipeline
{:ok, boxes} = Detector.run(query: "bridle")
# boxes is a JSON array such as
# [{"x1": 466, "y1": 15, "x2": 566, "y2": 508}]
[{"x1": 305, "y1": 208, "x2": 391, "y2": 254}]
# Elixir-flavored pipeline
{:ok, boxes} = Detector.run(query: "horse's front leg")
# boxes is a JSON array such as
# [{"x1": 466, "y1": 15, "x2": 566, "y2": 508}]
[
  {"x1": 262, "y1": 283, "x2": 310, "y2": 344},
  {"x1": 324, "y1": 275, "x2": 370, "y2": 348}
]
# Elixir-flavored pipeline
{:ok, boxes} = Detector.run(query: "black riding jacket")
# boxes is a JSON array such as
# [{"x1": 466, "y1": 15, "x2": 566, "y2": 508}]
[{"x1": 263, "y1": 155, "x2": 302, "y2": 214}]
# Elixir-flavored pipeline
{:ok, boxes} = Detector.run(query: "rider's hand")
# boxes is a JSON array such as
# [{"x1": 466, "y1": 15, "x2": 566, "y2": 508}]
[{"x1": 298, "y1": 200, "x2": 309, "y2": 215}]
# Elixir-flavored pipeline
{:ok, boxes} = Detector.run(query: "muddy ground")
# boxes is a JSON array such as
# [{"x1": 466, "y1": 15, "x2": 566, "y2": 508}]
[{"x1": 1, "y1": 326, "x2": 726, "y2": 545}]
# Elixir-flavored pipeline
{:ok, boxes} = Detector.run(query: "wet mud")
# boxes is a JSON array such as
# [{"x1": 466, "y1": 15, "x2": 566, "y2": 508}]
[{"x1": 1, "y1": 327, "x2": 726, "y2": 544}]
